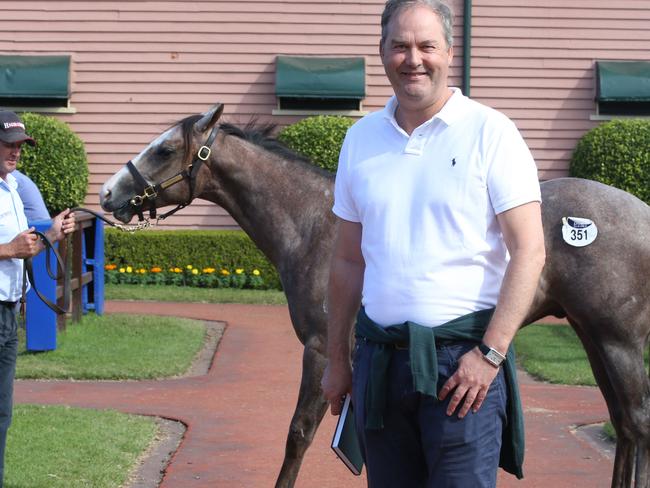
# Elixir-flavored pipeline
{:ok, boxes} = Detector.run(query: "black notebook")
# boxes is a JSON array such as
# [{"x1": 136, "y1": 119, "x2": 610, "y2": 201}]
[{"x1": 331, "y1": 394, "x2": 364, "y2": 476}]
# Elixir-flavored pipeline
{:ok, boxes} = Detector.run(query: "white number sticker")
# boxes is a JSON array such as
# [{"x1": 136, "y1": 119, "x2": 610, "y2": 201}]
[{"x1": 561, "y1": 217, "x2": 598, "y2": 247}]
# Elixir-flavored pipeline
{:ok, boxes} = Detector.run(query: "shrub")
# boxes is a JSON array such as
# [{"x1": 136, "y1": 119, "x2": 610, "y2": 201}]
[
  {"x1": 570, "y1": 119, "x2": 650, "y2": 204},
  {"x1": 277, "y1": 115, "x2": 355, "y2": 173},
  {"x1": 104, "y1": 229, "x2": 281, "y2": 289},
  {"x1": 17, "y1": 113, "x2": 89, "y2": 215}
]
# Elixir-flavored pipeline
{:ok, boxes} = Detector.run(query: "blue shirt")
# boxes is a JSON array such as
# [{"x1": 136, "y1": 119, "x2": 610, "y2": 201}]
[
  {"x1": 0, "y1": 173, "x2": 28, "y2": 301},
  {"x1": 12, "y1": 170, "x2": 50, "y2": 222}
]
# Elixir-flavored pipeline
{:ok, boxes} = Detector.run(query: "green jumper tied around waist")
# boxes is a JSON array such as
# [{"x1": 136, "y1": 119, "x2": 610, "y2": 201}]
[{"x1": 355, "y1": 307, "x2": 524, "y2": 479}]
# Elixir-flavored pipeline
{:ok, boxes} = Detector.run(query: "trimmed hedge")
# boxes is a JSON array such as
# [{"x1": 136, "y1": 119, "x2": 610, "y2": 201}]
[
  {"x1": 17, "y1": 113, "x2": 89, "y2": 215},
  {"x1": 277, "y1": 115, "x2": 355, "y2": 173},
  {"x1": 104, "y1": 229, "x2": 281, "y2": 290},
  {"x1": 570, "y1": 119, "x2": 650, "y2": 204}
]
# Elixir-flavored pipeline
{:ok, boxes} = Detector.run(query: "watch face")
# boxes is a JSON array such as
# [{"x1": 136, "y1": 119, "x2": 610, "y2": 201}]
[{"x1": 485, "y1": 349, "x2": 504, "y2": 366}]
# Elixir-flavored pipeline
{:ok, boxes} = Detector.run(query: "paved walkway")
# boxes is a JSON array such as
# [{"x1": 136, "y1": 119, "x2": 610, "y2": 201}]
[{"x1": 15, "y1": 302, "x2": 614, "y2": 487}]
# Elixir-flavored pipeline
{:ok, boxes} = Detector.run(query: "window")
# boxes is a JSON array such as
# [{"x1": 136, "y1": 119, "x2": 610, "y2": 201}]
[
  {"x1": 0, "y1": 55, "x2": 71, "y2": 110},
  {"x1": 274, "y1": 56, "x2": 366, "y2": 115},
  {"x1": 596, "y1": 61, "x2": 650, "y2": 117}
]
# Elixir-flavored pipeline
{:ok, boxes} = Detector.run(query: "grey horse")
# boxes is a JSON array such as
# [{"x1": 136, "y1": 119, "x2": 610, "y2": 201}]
[{"x1": 100, "y1": 104, "x2": 650, "y2": 488}]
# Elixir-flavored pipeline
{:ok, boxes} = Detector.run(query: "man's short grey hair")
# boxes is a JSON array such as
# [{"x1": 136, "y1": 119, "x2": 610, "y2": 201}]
[{"x1": 381, "y1": 0, "x2": 454, "y2": 49}]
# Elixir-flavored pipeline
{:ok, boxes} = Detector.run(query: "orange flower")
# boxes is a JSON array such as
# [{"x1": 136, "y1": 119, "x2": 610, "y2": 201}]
[
  {"x1": 151, "y1": 267, "x2": 162, "y2": 273},
  {"x1": 104, "y1": 264, "x2": 117, "y2": 271}
]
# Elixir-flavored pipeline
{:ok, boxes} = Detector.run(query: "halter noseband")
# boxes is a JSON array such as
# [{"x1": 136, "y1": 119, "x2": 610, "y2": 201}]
[{"x1": 123, "y1": 123, "x2": 220, "y2": 222}]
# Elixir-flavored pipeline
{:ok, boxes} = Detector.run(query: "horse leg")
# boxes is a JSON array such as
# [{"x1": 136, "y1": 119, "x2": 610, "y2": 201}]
[
  {"x1": 568, "y1": 320, "x2": 632, "y2": 487},
  {"x1": 572, "y1": 322, "x2": 650, "y2": 488},
  {"x1": 275, "y1": 335, "x2": 329, "y2": 488}
]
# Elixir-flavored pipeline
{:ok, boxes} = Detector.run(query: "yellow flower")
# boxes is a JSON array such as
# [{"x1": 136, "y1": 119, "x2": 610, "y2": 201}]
[
  {"x1": 186, "y1": 265, "x2": 193, "y2": 270},
  {"x1": 220, "y1": 269, "x2": 230, "y2": 276},
  {"x1": 252, "y1": 269, "x2": 260, "y2": 276},
  {"x1": 126, "y1": 266, "x2": 133, "y2": 273},
  {"x1": 235, "y1": 268, "x2": 244, "y2": 275},
  {"x1": 119, "y1": 268, "x2": 126, "y2": 273},
  {"x1": 202, "y1": 267, "x2": 215, "y2": 274},
  {"x1": 151, "y1": 267, "x2": 162, "y2": 273},
  {"x1": 174, "y1": 267, "x2": 182, "y2": 273},
  {"x1": 139, "y1": 268, "x2": 147, "y2": 274},
  {"x1": 192, "y1": 268, "x2": 199, "y2": 275}
]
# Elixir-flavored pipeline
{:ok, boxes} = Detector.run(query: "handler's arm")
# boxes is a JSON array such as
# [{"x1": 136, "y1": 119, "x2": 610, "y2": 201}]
[
  {"x1": 439, "y1": 201, "x2": 545, "y2": 418},
  {"x1": 321, "y1": 218, "x2": 365, "y2": 415}
]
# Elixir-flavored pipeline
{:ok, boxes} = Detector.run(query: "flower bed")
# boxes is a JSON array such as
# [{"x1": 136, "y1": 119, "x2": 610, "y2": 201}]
[{"x1": 105, "y1": 264, "x2": 265, "y2": 289}]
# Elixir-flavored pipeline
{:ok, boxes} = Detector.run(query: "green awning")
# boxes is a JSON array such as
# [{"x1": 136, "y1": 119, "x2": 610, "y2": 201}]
[
  {"x1": 275, "y1": 56, "x2": 365, "y2": 99},
  {"x1": 596, "y1": 61, "x2": 650, "y2": 102},
  {"x1": 0, "y1": 55, "x2": 70, "y2": 100}
]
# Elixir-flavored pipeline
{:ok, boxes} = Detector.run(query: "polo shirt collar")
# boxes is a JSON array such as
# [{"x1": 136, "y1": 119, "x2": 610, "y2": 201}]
[
  {"x1": 382, "y1": 87, "x2": 470, "y2": 130},
  {"x1": 0, "y1": 173, "x2": 17, "y2": 191}
]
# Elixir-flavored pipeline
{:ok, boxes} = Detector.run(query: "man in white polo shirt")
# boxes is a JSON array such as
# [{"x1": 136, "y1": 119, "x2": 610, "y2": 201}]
[{"x1": 321, "y1": 1, "x2": 545, "y2": 486}]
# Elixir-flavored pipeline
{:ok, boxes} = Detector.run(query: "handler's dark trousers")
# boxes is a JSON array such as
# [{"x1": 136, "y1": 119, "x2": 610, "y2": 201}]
[
  {"x1": 352, "y1": 339, "x2": 507, "y2": 488},
  {"x1": 0, "y1": 302, "x2": 18, "y2": 488}
]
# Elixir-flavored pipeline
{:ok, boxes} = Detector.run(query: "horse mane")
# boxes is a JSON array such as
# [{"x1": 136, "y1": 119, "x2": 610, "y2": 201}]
[{"x1": 173, "y1": 115, "x2": 332, "y2": 179}]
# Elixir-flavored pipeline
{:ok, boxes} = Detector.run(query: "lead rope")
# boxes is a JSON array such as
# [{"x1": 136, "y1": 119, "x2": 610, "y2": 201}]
[{"x1": 20, "y1": 207, "x2": 153, "y2": 319}]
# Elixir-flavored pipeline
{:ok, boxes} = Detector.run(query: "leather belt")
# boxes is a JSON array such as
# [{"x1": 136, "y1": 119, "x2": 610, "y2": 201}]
[{"x1": 0, "y1": 301, "x2": 17, "y2": 308}]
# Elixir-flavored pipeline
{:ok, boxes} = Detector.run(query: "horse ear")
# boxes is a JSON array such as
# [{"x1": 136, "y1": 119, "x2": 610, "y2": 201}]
[{"x1": 196, "y1": 103, "x2": 225, "y2": 133}]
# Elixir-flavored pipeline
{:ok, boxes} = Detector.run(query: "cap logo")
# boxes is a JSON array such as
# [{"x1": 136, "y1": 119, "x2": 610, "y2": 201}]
[{"x1": 3, "y1": 122, "x2": 25, "y2": 130}]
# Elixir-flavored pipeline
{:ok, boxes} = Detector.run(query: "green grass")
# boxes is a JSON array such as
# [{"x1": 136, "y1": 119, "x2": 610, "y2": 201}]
[
  {"x1": 17, "y1": 313, "x2": 206, "y2": 380},
  {"x1": 514, "y1": 324, "x2": 649, "y2": 386},
  {"x1": 105, "y1": 283, "x2": 288, "y2": 304},
  {"x1": 6, "y1": 404, "x2": 156, "y2": 488},
  {"x1": 514, "y1": 324, "x2": 597, "y2": 386}
]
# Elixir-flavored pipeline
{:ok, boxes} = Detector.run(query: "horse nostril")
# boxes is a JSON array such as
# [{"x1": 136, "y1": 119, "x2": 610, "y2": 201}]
[{"x1": 100, "y1": 187, "x2": 112, "y2": 206}]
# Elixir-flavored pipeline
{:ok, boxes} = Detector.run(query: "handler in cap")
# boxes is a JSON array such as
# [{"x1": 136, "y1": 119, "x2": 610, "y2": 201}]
[{"x1": 0, "y1": 110, "x2": 75, "y2": 485}]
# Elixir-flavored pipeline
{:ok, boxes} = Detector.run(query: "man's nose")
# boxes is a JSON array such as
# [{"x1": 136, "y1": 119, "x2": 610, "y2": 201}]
[{"x1": 405, "y1": 47, "x2": 422, "y2": 67}]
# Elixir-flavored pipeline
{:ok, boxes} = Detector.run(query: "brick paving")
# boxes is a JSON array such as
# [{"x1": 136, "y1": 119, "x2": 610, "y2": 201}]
[{"x1": 15, "y1": 302, "x2": 613, "y2": 487}]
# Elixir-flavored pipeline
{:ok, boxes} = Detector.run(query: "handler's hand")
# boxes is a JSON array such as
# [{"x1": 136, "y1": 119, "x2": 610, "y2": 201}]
[
  {"x1": 9, "y1": 228, "x2": 40, "y2": 258},
  {"x1": 438, "y1": 347, "x2": 500, "y2": 418},
  {"x1": 321, "y1": 361, "x2": 352, "y2": 416},
  {"x1": 49, "y1": 209, "x2": 76, "y2": 242}
]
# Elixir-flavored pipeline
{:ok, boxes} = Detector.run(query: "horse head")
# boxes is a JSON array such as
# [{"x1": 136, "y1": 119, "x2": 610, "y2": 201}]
[{"x1": 100, "y1": 103, "x2": 224, "y2": 223}]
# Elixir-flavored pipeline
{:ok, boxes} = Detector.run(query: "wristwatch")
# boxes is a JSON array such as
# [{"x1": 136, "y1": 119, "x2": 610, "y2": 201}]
[{"x1": 478, "y1": 343, "x2": 506, "y2": 368}]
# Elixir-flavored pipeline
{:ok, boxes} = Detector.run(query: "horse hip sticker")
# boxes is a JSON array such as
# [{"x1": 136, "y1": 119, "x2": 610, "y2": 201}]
[{"x1": 561, "y1": 217, "x2": 598, "y2": 247}]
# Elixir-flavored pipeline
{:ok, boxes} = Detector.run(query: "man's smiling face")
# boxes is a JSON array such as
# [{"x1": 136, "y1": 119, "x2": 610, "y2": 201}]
[{"x1": 380, "y1": 4, "x2": 453, "y2": 113}]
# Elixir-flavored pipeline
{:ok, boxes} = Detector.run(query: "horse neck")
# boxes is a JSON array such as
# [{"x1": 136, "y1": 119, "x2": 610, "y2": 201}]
[{"x1": 200, "y1": 133, "x2": 334, "y2": 268}]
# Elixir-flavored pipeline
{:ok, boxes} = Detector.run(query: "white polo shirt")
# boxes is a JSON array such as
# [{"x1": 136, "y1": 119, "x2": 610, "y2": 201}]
[
  {"x1": 0, "y1": 173, "x2": 28, "y2": 302},
  {"x1": 333, "y1": 89, "x2": 541, "y2": 327}
]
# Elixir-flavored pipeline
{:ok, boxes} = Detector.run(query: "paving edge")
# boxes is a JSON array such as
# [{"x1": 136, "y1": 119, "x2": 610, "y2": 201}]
[
  {"x1": 124, "y1": 319, "x2": 225, "y2": 487},
  {"x1": 124, "y1": 417, "x2": 186, "y2": 488}
]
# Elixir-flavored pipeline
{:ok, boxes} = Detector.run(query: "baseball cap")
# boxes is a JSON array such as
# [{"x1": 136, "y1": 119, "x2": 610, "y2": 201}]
[{"x1": 0, "y1": 111, "x2": 36, "y2": 146}]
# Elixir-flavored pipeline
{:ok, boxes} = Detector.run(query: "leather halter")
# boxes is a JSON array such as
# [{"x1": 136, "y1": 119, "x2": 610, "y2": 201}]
[{"x1": 123, "y1": 123, "x2": 220, "y2": 222}]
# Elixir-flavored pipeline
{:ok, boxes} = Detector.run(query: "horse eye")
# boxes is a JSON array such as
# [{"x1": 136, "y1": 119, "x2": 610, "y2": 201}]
[{"x1": 156, "y1": 145, "x2": 175, "y2": 158}]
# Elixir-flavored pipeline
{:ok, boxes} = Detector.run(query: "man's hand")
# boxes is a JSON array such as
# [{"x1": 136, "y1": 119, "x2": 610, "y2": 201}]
[
  {"x1": 48, "y1": 209, "x2": 76, "y2": 242},
  {"x1": 438, "y1": 347, "x2": 500, "y2": 418},
  {"x1": 8, "y1": 229, "x2": 40, "y2": 259},
  {"x1": 321, "y1": 361, "x2": 352, "y2": 416}
]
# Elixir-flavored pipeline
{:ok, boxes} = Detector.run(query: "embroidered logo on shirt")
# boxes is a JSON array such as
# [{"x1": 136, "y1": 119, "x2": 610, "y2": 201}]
[{"x1": 451, "y1": 158, "x2": 457, "y2": 167}]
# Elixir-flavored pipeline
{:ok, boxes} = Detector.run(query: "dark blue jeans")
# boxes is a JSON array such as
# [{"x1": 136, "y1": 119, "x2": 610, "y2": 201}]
[
  {"x1": 352, "y1": 339, "x2": 507, "y2": 488},
  {"x1": 0, "y1": 303, "x2": 18, "y2": 488}
]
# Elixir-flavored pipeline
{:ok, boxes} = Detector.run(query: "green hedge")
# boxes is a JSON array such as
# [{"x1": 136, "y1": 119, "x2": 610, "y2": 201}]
[
  {"x1": 277, "y1": 115, "x2": 355, "y2": 173},
  {"x1": 105, "y1": 229, "x2": 281, "y2": 289},
  {"x1": 17, "y1": 113, "x2": 89, "y2": 215},
  {"x1": 570, "y1": 119, "x2": 650, "y2": 204}
]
